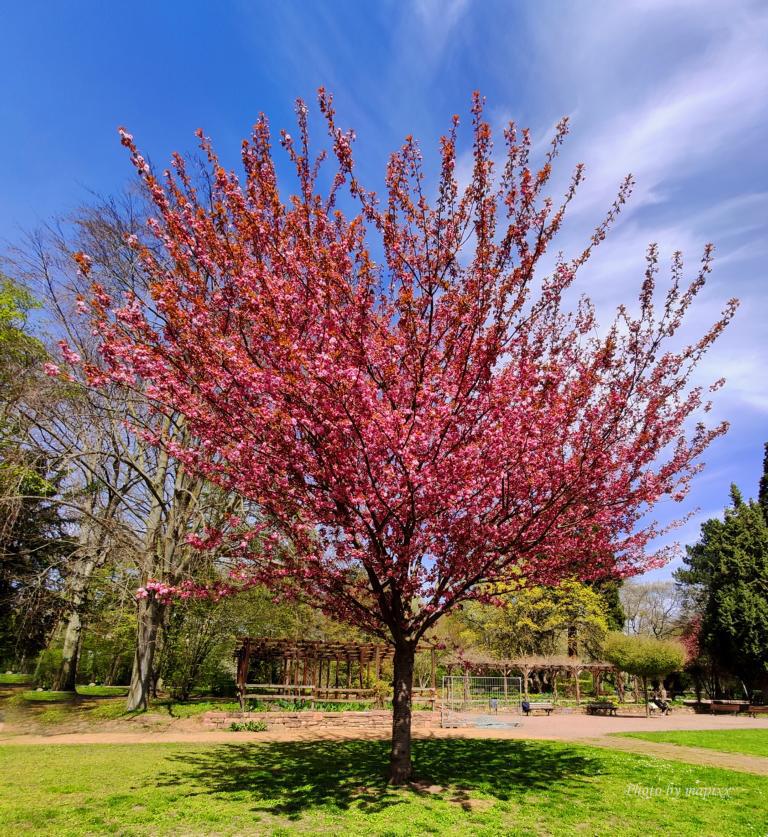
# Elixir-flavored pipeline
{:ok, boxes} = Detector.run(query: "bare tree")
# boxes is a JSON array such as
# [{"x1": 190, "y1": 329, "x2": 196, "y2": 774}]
[
  {"x1": 620, "y1": 580, "x2": 684, "y2": 639},
  {"x1": 7, "y1": 195, "x2": 248, "y2": 707}
]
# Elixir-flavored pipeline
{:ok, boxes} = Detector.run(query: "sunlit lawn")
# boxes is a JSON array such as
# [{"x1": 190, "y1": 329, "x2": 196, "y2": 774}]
[
  {"x1": 620, "y1": 728, "x2": 768, "y2": 759},
  {"x1": 1, "y1": 739, "x2": 766, "y2": 836},
  {"x1": 0, "y1": 674, "x2": 32, "y2": 685}
]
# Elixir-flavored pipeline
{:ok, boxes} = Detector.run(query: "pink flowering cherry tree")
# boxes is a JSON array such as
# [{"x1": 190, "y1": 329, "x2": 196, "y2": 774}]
[{"x1": 78, "y1": 93, "x2": 735, "y2": 783}]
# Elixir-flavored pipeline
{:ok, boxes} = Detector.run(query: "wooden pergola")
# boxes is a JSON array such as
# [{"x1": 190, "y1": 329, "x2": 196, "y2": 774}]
[
  {"x1": 443, "y1": 652, "x2": 618, "y2": 704},
  {"x1": 235, "y1": 637, "x2": 438, "y2": 709}
]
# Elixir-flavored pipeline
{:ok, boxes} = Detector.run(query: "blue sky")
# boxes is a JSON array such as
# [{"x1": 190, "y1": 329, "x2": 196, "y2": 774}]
[{"x1": 1, "y1": 0, "x2": 766, "y2": 579}]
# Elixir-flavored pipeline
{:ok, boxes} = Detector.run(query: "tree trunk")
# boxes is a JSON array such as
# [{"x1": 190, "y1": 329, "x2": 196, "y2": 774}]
[
  {"x1": 643, "y1": 676, "x2": 649, "y2": 717},
  {"x1": 389, "y1": 640, "x2": 416, "y2": 785},
  {"x1": 126, "y1": 596, "x2": 165, "y2": 711},
  {"x1": 106, "y1": 653, "x2": 122, "y2": 686},
  {"x1": 616, "y1": 671, "x2": 625, "y2": 703},
  {"x1": 52, "y1": 536, "x2": 104, "y2": 691},
  {"x1": 54, "y1": 610, "x2": 84, "y2": 692},
  {"x1": 567, "y1": 624, "x2": 578, "y2": 657}
]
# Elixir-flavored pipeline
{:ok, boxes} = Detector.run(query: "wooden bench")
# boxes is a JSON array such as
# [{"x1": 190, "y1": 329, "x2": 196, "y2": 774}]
[
  {"x1": 522, "y1": 701, "x2": 554, "y2": 716},
  {"x1": 586, "y1": 702, "x2": 618, "y2": 716},
  {"x1": 710, "y1": 701, "x2": 748, "y2": 715},
  {"x1": 749, "y1": 705, "x2": 768, "y2": 717}
]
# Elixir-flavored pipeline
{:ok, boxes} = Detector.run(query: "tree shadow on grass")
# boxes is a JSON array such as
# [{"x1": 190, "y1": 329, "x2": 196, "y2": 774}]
[{"x1": 156, "y1": 738, "x2": 599, "y2": 820}]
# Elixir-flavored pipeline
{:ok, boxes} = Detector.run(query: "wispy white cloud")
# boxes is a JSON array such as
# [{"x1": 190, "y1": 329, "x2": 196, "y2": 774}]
[
  {"x1": 533, "y1": 4, "x2": 768, "y2": 219},
  {"x1": 413, "y1": 0, "x2": 469, "y2": 59},
  {"x1": 514, "y1": 0, "x2": 768, "y2": 578}
]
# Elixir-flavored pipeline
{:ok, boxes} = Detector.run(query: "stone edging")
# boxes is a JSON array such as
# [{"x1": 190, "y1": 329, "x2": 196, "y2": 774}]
[{"x1": 202, "y1": 709, "x2": 441, "y2": 730}]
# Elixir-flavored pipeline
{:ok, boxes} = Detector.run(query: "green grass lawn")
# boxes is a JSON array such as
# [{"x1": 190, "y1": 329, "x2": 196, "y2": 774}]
[
  {"x1": 75, "y1": 685, "x2": 130, "y2": 697},
  {"x1": 0, "y1": 739, "x2": 766, "y2": 836},
  {"x1": 0, "y1": 673, "x2": 32, "y2": 685},
  {"x1": 620, "y1": 728, "x2": 768, "y2": 759},
  {"x1": 19, "y1": 691, "x2": 77, "y2": 703},
  {"x1": 17, "y1": 686, "x2": 129, "y2": 702}
]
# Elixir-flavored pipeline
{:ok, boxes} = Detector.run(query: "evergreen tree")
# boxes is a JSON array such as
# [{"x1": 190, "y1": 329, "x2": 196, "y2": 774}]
[
  {"x1": 677, "y1": 475, "x2": 768, "y2": 693},
  {"x1": 592, "y1": 579, "x2": 626, "y2": 632},
  {"x1": 759, "y1": 442, "x2": 768, "y2": 525}
]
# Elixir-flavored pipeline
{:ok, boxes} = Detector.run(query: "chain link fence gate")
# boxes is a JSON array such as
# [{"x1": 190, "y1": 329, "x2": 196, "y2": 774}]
[{"x1": 441, "y1": 675, "x2": 523, "y2": 728}]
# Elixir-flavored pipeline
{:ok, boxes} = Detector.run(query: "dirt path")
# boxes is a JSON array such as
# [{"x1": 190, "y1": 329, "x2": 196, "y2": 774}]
[{"x1": 576, "y1": 735, "x2": 768, "y2": 776}]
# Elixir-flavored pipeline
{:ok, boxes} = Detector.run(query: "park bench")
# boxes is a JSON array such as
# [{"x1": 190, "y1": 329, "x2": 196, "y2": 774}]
[
  {"x1": 710, "y1": 701, "x2": 748, "y2": 715},
  {"x1": 522, "y1": 701, "x2": 554, "y2": 716},
  {"x1": 749, "y1": 705, "x2": 768, "y2": 718},
  {"x1": 586, "y1": 702, "x2": 618, "y2": 716}
]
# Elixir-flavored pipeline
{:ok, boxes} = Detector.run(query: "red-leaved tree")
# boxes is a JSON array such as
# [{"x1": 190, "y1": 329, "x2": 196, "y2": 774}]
[{"x1": 76, "y1": 92, "x2": 735, "y2": 782}]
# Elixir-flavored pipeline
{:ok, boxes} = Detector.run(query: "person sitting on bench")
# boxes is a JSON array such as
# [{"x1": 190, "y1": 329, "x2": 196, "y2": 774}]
[{"x1": 649, "y1": 691, "x2": 671, "y2": 715}]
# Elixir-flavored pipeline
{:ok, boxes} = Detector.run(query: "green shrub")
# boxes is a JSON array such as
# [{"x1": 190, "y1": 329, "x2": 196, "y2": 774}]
[
  {"x1": 205, "y1": 667, "x2": 238, "y2": 698},
  {"x1": 32, "y1": 648, "x2": 62, "y2": 689},
  {"x1": 370, "y1": 678, "x2": 391, "y2": 709},
  {"x1": 229, "y1": 720, "x2": 267, "y2": 732}
]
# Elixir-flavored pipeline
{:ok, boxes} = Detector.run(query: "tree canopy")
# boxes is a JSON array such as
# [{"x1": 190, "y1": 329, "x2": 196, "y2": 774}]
[
  {"x1": 458, "y1": 580, "x2": 610, "y2": 659},
  {"x1": 603, "y1": 632, "x2": 686, "y2": 681},
  {"x1": 56, "y1": 93, "x2": 734, "y2": 782}
]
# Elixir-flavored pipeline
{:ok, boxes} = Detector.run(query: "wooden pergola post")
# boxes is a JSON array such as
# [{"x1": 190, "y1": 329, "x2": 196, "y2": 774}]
[
  {"x1": 236, "y1": 639, "x2": 251, "y2": 709},
  {"x1": 430, "y1": 648, "x2": 438, "y2": 711}
]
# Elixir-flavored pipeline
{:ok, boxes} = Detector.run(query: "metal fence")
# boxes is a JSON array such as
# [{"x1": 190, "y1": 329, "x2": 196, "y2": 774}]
[{"x1": 441, "y1": 675, "x2": 522, "y2": 728}]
